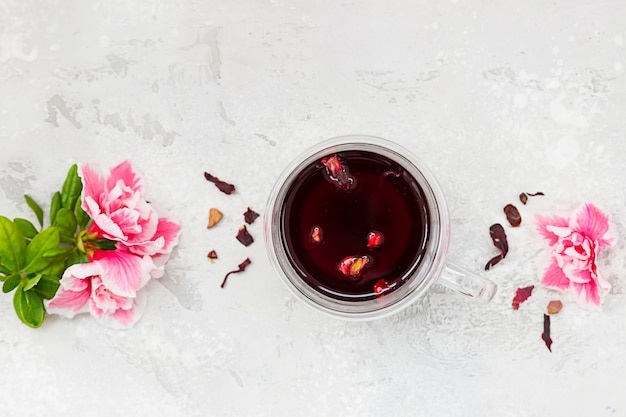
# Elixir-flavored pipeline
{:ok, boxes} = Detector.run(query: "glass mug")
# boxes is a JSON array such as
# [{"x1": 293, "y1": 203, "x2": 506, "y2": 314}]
[{"x1": 264, "y1": 135, "x2": 497, "y2": 320}]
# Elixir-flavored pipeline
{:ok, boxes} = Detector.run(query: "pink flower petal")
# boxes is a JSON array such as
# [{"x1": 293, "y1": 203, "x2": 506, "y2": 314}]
[
  {"x1": 540, "y1": 259, "x2": 570, "y2": 291},
  {"x1": 106, "y1": 160, "x2": 143, "y2": 195},
  {"x1": 571, "y1": 280, "x2": 602, "y2": 308},
  {"x1": 79, "y1": 164, "x2": 105, "y2": 212},
  {"x1": 91, "y1": 250, "x2": 155, "y2": 297},
  {"x1": 571, "y1": 203, "x2": 612, "y2": 245},
  {"x1": 153, "y1": 218, "x2": 181, "y2": 255},
  {"x1": 91, "y1": 291, "x2": 147, "y2": 329},
  {"x1": 45, "y1": 264, "x2": 95, "y2": 317},
  {"x1": 535, "y1": 215, "x2": 570, "y2": 246}
]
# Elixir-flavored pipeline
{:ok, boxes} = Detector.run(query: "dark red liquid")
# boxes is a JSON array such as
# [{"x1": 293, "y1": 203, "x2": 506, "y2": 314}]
[{"x1": 281, "y1": 150, "x2": 430, "y2": 301}]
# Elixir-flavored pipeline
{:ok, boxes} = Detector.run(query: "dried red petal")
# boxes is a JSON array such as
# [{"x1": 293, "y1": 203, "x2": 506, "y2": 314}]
[
  {"x1": 310, "y1": 226, "x2": 323, "y2": 244},
  {"x1": 504, "y1": 204, "x2": 522, "y2": 227},
  {"x1": 236, "y1": 226, "x2": 254, "y2": 246},
  {"x1": 220, "y1": 258, "x2": 252, "y2": 288},
  {"x1": 321, "y1": 154, "x2": 354, "y2": 189},
  {"x1": 373, "y1": 278, "x2": 396, "y2": 298},
  {"x1": 243, "y1": 207, "x2": 260, "y2": 225},
  {"x1": 204, "y1": 172, "x2": 236, "y2": 195},
  {"x1": 378, "y1": 170, "x2": 400, "y2": 187},
  {"x1": 207, "y1": 250, "x2": 218, "y2": 259},
  {"x1": 485, "y1": 223, "x2": 509, "y2": 270},
  {"x1": 542, "y1": 314, "x2": 553, "y2": 352},
  {"x1": 547, "y1": 300, "x2": 563, "y2": 315},
  {"x1": 338, "y1": 255, "x2": 370, "y2": 280},
  {"x1": 512, "y1": 285, "x2": 534, "y2": 310},
  {"x1": 366, "y1": 230, "x2": 384, "y2": 248}
]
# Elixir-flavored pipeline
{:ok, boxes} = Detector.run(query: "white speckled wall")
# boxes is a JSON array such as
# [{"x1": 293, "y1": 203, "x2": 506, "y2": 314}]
[{"x1": 1, "y1": 1, "x2": 625, "y2": 416}]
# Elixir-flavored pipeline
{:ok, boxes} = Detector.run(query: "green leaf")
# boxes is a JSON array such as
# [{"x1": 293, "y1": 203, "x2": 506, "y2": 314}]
[
  {"x1": 61, "y1": 164, "x2": 83, "y2": 211},
  {"x1": 0, "y1": 264, "x2": 10, "y2": 275},
  {"x1": 24, "y1": 195, "x2": 44, "y2": 228},
  {"x1": 50, "y1": 192, "x2": 61, "y2": 225},
  {"x1": 14, "y1": 218, "x2": 38, "y2": 239},
  {"x1": 55, "y1": 208, "x2": 77, "y2": 239},
  {"x1": 2, "y1": 273, "x2": 20, "y2": 293},
  {"x1": 75, "y1": 203, "x2": 90, "y2": 228},
  {"x1": 0, "y1": 216, "x2": 27, "y2": 273},
  {"x1": 43, "y1": 246, "x2": 75, "y2": 259},
  {"x1": 13, "y1": 285, "x2": 45, "y2": 328},
  {"x1": 65, "y1": 250, "x2": 87, "y2": 270},
  {"x1": 24, "y1": 227, "x2": 60, "y2": 274},
  {"x1": 93, "y1": 238, "x2": 118, "y2": 251},
  {"x1": 40, "y1": 258, "x2": 66, "y2": 278},
  {"x1": 34, "y1": 275, "x2": 60, "y2": 299},
  {"x1": 23, "y1": 273, "x2": 42, "y2": 291}
]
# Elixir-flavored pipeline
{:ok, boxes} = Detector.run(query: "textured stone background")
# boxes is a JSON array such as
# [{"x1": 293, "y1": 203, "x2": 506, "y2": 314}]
[{"x1": 1, "y1": 1, "x2": 625, "y2": 416}]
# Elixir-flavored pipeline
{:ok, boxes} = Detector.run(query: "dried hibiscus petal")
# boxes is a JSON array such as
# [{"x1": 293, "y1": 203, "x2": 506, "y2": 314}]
[
  {"x1": 243, "y1": 207, "x2": 260, "y2": 225},
  {"x1": 485, "y1": 223, "x2": 509, "y2": 270},
  {"x1": 366, "y1": 230, "x2": 384, "y2": 248},
  {"x1": 378, "y1": 170, "x2": 400, "y2": 188},
  {"x1": 504, "y1": 204, "x2": 522, "y2": 227},
  {"x1": 236, "y1": 225, "x2": 254, "y2": 246},
  {"x1": 310, "y1": 226, "x2": 323, "y2": 244},
  {"x1": 547, "y1": 300, "x2": 563, "y2": 315},
  {"x1": 373, "y1": 278, "x2": 397, "y2": 298},
  {"x1": 204, "y1": 172, "x2": 236, "y2": 195},
  {"x1": 542, "y1": 314, "x2": 553, "y2": 352},
  {"x1": 512, "y1": 285, "x2": 534, "y2": 310},
  {"x1": 321, "y1": 154, "x2": 354, "y2": 189},
  {"x1": 338, "y1": 255, "x2": 371, "y2": 280},
  {"x1": 220, "y1": 258, "x2": 252, "y2": 288}
]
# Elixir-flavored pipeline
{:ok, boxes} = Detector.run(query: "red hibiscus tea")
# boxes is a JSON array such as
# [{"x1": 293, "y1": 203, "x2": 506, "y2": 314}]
[
  {"x1": 266, "y1": 136, "x2": 497, "y2": 320},
  {"x1": 280, "y1": 150, "x2": 430, "y2": 301}
]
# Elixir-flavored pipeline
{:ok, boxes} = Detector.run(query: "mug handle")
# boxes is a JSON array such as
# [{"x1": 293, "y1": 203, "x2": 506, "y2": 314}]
[{"x1": 438, "y1": 262, "x2": 498, "y2": 303}]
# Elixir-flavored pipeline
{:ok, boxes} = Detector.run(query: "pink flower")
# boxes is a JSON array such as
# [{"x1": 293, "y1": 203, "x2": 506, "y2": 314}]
[
  {"x1": 536, "y1": 203, "x2": 617, "y2": 308},
  {"x1": 45, "y1": 249, "x2": 154, "y2": 329},
  {"x1": 80, "y1": 160, "x2": 180, "y2": 272}
]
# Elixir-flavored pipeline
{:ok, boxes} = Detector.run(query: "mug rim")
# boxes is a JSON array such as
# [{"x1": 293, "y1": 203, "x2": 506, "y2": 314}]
[{"x1": 264, "y1": 135, "x2": 450, "y2": 320}]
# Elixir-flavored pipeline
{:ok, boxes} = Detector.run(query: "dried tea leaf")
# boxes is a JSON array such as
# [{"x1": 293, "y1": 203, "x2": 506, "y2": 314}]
[
  {"x1": 547, "y1": 300, "x2": 563, "y2": 315},
  {"x1": 512, "y1": 285, "x2": 534, "y2": 310},
  {"x1": 207, "y1": 250, "x2": 218, "y2": 259},
  {"x1": 236, "y1": 225, "x2": 254, "y2": 246},
  {"x1": 204, "y1": 172, "x2": 236, "y2": 195},
  {"x1": 504, "y1": 204, "x2": 522, "y2": 227},
  {"x1": 220, "y1": 258, "x2": 252, "y2": 288},
  {"x1": 207, "y1": 208, "x2": 223, "y2": 228},
  {"x1": 485, "y1": 223, "x2": 509, "y2": 270},
  {"x1": 526, "y1": 191, "x2": 545, "y2": 197},
  {"x1": 542, "y1": 314, "x2": 553, "y2": 352},
  {"x1": 243, "y1": 207, "x2": 260, "y2": 225}
]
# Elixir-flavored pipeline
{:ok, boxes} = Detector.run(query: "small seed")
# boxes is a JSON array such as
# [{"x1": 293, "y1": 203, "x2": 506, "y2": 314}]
[
  {"x1": 207, "y1": 208, "x2": 223, "y2": 228},
  {"x1": 547, "y1": 300, "x2": 563, "y2": 315}
]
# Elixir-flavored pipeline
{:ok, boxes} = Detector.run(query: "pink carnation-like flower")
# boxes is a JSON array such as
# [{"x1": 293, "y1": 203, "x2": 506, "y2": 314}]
[
  {"x1": 46, "y1": 160, "x2": 180, "y2": 328},
  {"x1": 45, "y1": 249, "x2": 154, "y2": 329},
  {"x1": 80, "y1": 161, "x2": 180, "y2": 272},
  {"x1": 536, "y1": 203, "x2": 617, "y2": 308}
]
